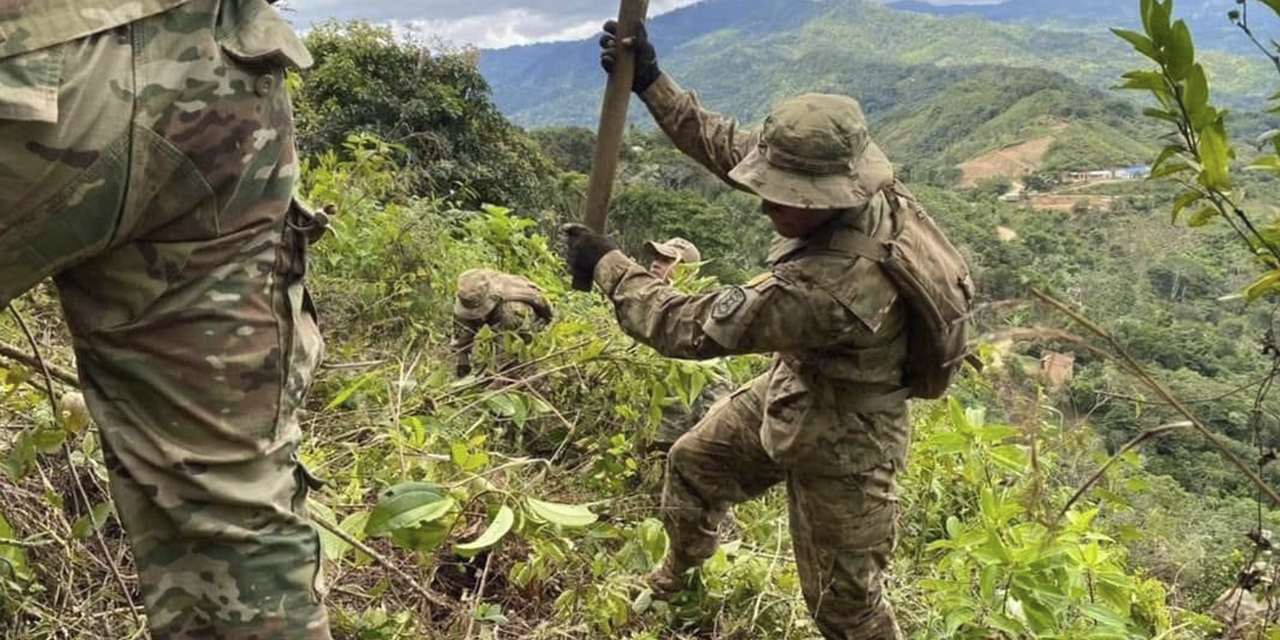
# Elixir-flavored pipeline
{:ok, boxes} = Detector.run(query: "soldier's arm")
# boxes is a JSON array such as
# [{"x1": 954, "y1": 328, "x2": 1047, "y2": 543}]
[
  {"x1": 593, "y1": 251, "x2": 869, "y2": 359},
  {"x1": 640, "y1": 74, "x2": 760, "y2": 185}
]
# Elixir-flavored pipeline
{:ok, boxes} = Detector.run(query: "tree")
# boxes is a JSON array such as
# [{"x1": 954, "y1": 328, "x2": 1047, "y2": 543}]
[{"x1": 294, "y1": 22, "x2": 557, "y2": 210}]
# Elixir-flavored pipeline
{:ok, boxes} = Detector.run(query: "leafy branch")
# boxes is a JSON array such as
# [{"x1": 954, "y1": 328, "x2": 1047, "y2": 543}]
[{"x1": 1115, "y1": 0, "x2": 1280, "y2": 300}]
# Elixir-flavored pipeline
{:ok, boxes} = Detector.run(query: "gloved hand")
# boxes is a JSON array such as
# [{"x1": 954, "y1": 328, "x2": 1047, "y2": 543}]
[
  {"x1": 562, "y1": 223, "x2": 620, "y2": 291},
  {"x1": 455, "y1": 358, "x2": 472, "y2": 378},
  {"x1": 599, "y1": 19, "x2": 661, "y2": 94}
]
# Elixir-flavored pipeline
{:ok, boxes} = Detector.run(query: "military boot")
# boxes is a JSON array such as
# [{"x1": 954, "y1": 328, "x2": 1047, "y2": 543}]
[{"x1": 645, "y1": 555, "x2": 695, "y2": 599}]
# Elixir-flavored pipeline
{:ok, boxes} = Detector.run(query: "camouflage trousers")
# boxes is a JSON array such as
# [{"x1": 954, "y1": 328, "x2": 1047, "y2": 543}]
[
  {"x1": 0, "y1": 1, "x2": 330, "y2": 638},
  {"x1": 663, "y1": 374, "x2": 905, "y2": 640}
]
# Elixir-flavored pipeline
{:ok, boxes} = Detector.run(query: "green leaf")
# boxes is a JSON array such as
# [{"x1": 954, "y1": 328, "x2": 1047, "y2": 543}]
[
  {"x1": 324, "y1": 372, "x2": 375, "y2": 411},
  {"x1": 1244, "y1": 270, "x2": 1280, "y2": 301},
  {"x1": 339, "y1": 511, "x2": 370, "y2": 561},
  {"x1": 1142, "y1": 107, "x2": 1181, "y2": 124},
  {"x1": 1198, "y1": 125, "x2": 1232, "y2": 190},
  {"x1": 1116, "y1": 70, "x2": 1169, "y2": 94},
  {"x1": 526, "y1": 498, "x2": 597, "y2": 528},
  {"x1": 1151, "y1": 144, "x2": 1186, "y2": 172},
  {"x1": 454, "y1": 505, "x2": 515, "y2": 556},
  {"x1": 0, "y1": 511, "x2": 29, "y2": 581},
  {"x1": 1142, "y1": 0, "x2": 1173, "y2": 46},
  {"x1": 1170, "y1": 190, "x2": 1204, "y2": 223},
  {"x1": 1079, "y1": 602, "x2": 1130, "y2": 628},
  {"x1": 1183, "y1": 64, "x2": 1210, "y2": 128},
  {"x1": 1187, "y1": 206, "x2": 1218, "y2": 227},
  {"x1": 71, "y1": 502, "x2": 113, "y2": 540},
  {"x1": 1150, "y1": 161, "x2": 1194, "y2": 179},
  {"x1": 486, "y1": 393, "x2": 517, "y2": 418},
  {"x1": 1166, "y1": 20, "x2": 1195, "y2": 80},
  {"x1": 1112, "y1": 28, "x2": 1161, "y2": 60},
  {"x1": 366, "y1": 482, "x2": 455, "y2": 536},
  {"x1": 308, "y1": 499, "x2": 347, "y2": 562},
  {"x1": 1248, "y1": 154, "x2": 1280, "y2": 175}
]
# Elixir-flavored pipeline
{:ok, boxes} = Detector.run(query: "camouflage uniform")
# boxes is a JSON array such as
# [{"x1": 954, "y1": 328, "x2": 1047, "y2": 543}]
[
  {"x1": 642, "y1": 236, "x2": 734, "y2": 451},
  {"x1": 452, "y1": 269, "x2": 553, "y2": 377},
  {"x1": 590, "y1": 74, "x2": 910, "y2": 639},
  {"x1": 0, "y1": 2, "x2": 330, "y2": 638}
]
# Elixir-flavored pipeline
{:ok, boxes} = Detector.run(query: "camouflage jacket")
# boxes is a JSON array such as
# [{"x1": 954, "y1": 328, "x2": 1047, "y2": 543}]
[
  {"x1": 451, "y1": 300, "x2": 549, "y2": 371},
  {"x1": 593, "y1": 74, "x2": 911, "y2": 471},
  {"x1": 0, "y1": 1, "x2": 193, "y2": 58}
]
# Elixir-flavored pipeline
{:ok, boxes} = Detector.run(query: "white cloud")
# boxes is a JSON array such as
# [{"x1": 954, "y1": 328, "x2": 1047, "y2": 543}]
[{"x1": 281, "y1": 0, "x2": 1001, "y2": 49}]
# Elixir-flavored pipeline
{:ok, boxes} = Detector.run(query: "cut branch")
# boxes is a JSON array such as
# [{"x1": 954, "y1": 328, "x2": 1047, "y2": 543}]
[{"x1": 0, "y1": 339, "x2": 78, "y2": 386}]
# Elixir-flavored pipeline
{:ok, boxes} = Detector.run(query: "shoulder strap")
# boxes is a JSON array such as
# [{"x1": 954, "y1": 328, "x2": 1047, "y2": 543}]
[{"x1": 829, "y1": 228, "x2": 891, "y2": 262}]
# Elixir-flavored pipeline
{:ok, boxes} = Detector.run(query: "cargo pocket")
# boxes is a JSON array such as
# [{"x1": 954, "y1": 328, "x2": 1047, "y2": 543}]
[
  {"x1": 0, "y1": 44, "x2": 65, "y2": 123},
  {"x1": 759, "y1": 361, "x2": 826, "y2": 467},
  {"x1": 276, "y1": 198, "x2": 325, "y2": 434}
]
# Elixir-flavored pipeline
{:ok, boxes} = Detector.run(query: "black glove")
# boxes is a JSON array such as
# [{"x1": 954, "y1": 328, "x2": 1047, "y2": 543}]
[
  {"x1": 455, "y1": 358, "x2": 472, "y2": 378},
  {"x1": 562, "y1": 223, "x2": 620, "y2": 291},
  {"x1": 599, "y1": 19, "x2": 661, "y2": 94}
]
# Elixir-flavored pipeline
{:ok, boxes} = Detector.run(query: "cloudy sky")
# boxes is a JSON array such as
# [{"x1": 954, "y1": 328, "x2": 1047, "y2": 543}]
[{"x1": 280, "y1": 0, "x2": 996, "y2": 49}]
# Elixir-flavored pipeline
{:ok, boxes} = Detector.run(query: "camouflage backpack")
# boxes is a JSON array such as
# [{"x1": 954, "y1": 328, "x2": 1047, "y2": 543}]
[{"x1": 833, "y1": 181, "x2": 975, "y2": 399}]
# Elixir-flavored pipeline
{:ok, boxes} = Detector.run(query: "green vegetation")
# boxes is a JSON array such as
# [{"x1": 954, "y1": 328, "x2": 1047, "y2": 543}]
[
  {"x1": 2, "y1": 8, "x2": 1280, "y2": 640},
  {"x1": 297, "y1": 22, "x2": 557, "y2": 210}
]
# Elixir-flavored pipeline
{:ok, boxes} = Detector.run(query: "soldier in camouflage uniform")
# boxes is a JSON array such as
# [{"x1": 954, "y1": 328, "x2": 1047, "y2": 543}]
[
  {"x1": 452, "y1": 268, "x2": 554, "y2": 377},
  {"x1": 565, "y1": 21, "x2": 912, "y2": 640},
  {"x1": 641, "y1": 237, "x2": 737, "y2": 452},
  {"x1": 0, "y1": 2, "x2": 330, "y2": 638}
]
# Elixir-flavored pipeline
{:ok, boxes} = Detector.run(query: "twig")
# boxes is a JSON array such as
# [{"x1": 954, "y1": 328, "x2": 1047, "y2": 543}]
[
  {"x1": 463, "y1": 551, "x2": 495, "y2": 640},
  {"x1": 0, "y1": 338, "x2": 78, "y2": 386},
  {"x1": 1051, "y1": 421, "x2": 1192, "y2": 528},
  {"x1": 320, "y1": 359, "x2": 387, "y2": 371},
  {"x1": 9, "y1": 305, "x2": 144, "y2": 628},
  {"x1": 1098, "y1": 372, "x2": 1274, "y2": 406},
  {"x1": 309, "y1": 513, "x2": 454, "y2": 610},
  {"x1": 0, "y1": 536, "x2": 56, "y2": 549},
  {"x1": 1031, "y1": 288, "x2": 1280, "y2": 508}
]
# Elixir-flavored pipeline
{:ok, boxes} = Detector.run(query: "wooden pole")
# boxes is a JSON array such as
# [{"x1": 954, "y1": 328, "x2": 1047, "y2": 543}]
[{"x1": 582, "y1": 0, "x2": 649, "y2": 235}]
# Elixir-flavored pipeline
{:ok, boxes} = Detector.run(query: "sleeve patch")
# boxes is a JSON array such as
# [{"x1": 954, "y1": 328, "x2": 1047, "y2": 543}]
[{"x1": 711, "y1": 287, "x2": 748, "y2": 320}]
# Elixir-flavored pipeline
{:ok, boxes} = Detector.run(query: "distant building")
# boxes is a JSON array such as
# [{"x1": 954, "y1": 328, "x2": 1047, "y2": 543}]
[
  {"x1": 1087, "y1": 170, "x2": 1114, "y2": 180},
  {"x1": 1040, "y1": 352, "x2": 1075, "y2": 390},
  {"x1": 1115, "y1": 165, "x2": 1151, "y2": 180}
]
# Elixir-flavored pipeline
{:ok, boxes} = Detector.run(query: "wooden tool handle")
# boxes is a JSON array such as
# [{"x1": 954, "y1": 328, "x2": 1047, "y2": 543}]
[{"x1": 581, "y1": 0, "x2": 650, "y2": 235}]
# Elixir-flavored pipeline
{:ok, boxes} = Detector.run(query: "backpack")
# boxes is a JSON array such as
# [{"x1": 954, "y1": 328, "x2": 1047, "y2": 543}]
[{"x1": 833, "y1": 181, "x2": 976, "y2": 399}]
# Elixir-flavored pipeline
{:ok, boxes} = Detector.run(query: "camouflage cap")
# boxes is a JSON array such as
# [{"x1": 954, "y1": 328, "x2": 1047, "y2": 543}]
[
  {"x1": 644, "y1": 237, "x2": 702, "y2": 265},
  {"x1": 728, "y1": 93, "x2": 893, "y2": 210},
  {"x1": 455, "y1": 269, "x2": 500, "y2": 321}
]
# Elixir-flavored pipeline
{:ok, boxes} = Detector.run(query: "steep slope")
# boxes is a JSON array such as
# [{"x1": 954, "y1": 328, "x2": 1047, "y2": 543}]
[{"x1": 478, "y1": 0, "x2": 1272, "y2": 129}]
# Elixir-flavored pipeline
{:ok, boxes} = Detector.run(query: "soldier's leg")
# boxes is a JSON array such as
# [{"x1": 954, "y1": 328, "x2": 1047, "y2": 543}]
[
  {"x1": 662, "y1": 375, "x2": 784, "y2": 571},
  {"x1": 789, "y1": 461, "x2": 901, "y2": 640},
  {"x1": 47, "y1": 2, "x2": 328, "y2": 638}
]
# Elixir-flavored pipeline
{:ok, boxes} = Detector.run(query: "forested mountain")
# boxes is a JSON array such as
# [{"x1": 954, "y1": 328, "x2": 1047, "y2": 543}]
[
  {"x1": 479, "y1": 0, "x2": 1273, "y2": 130},
  {"x1": 891, "y1": 0, "x2": 1280, "y2": 54}
]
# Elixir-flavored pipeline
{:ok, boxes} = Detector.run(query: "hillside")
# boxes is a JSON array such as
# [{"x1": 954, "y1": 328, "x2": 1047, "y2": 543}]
[
  {"x1": 478, "y1": 0, "x2": 1273, "y2": 130},
  {"x1": 870, "y1": 66, "x2": 1158, "y2": 183},
  {"x1": 890, "y1": 0, "x2": 1280, "y2": 54}
]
